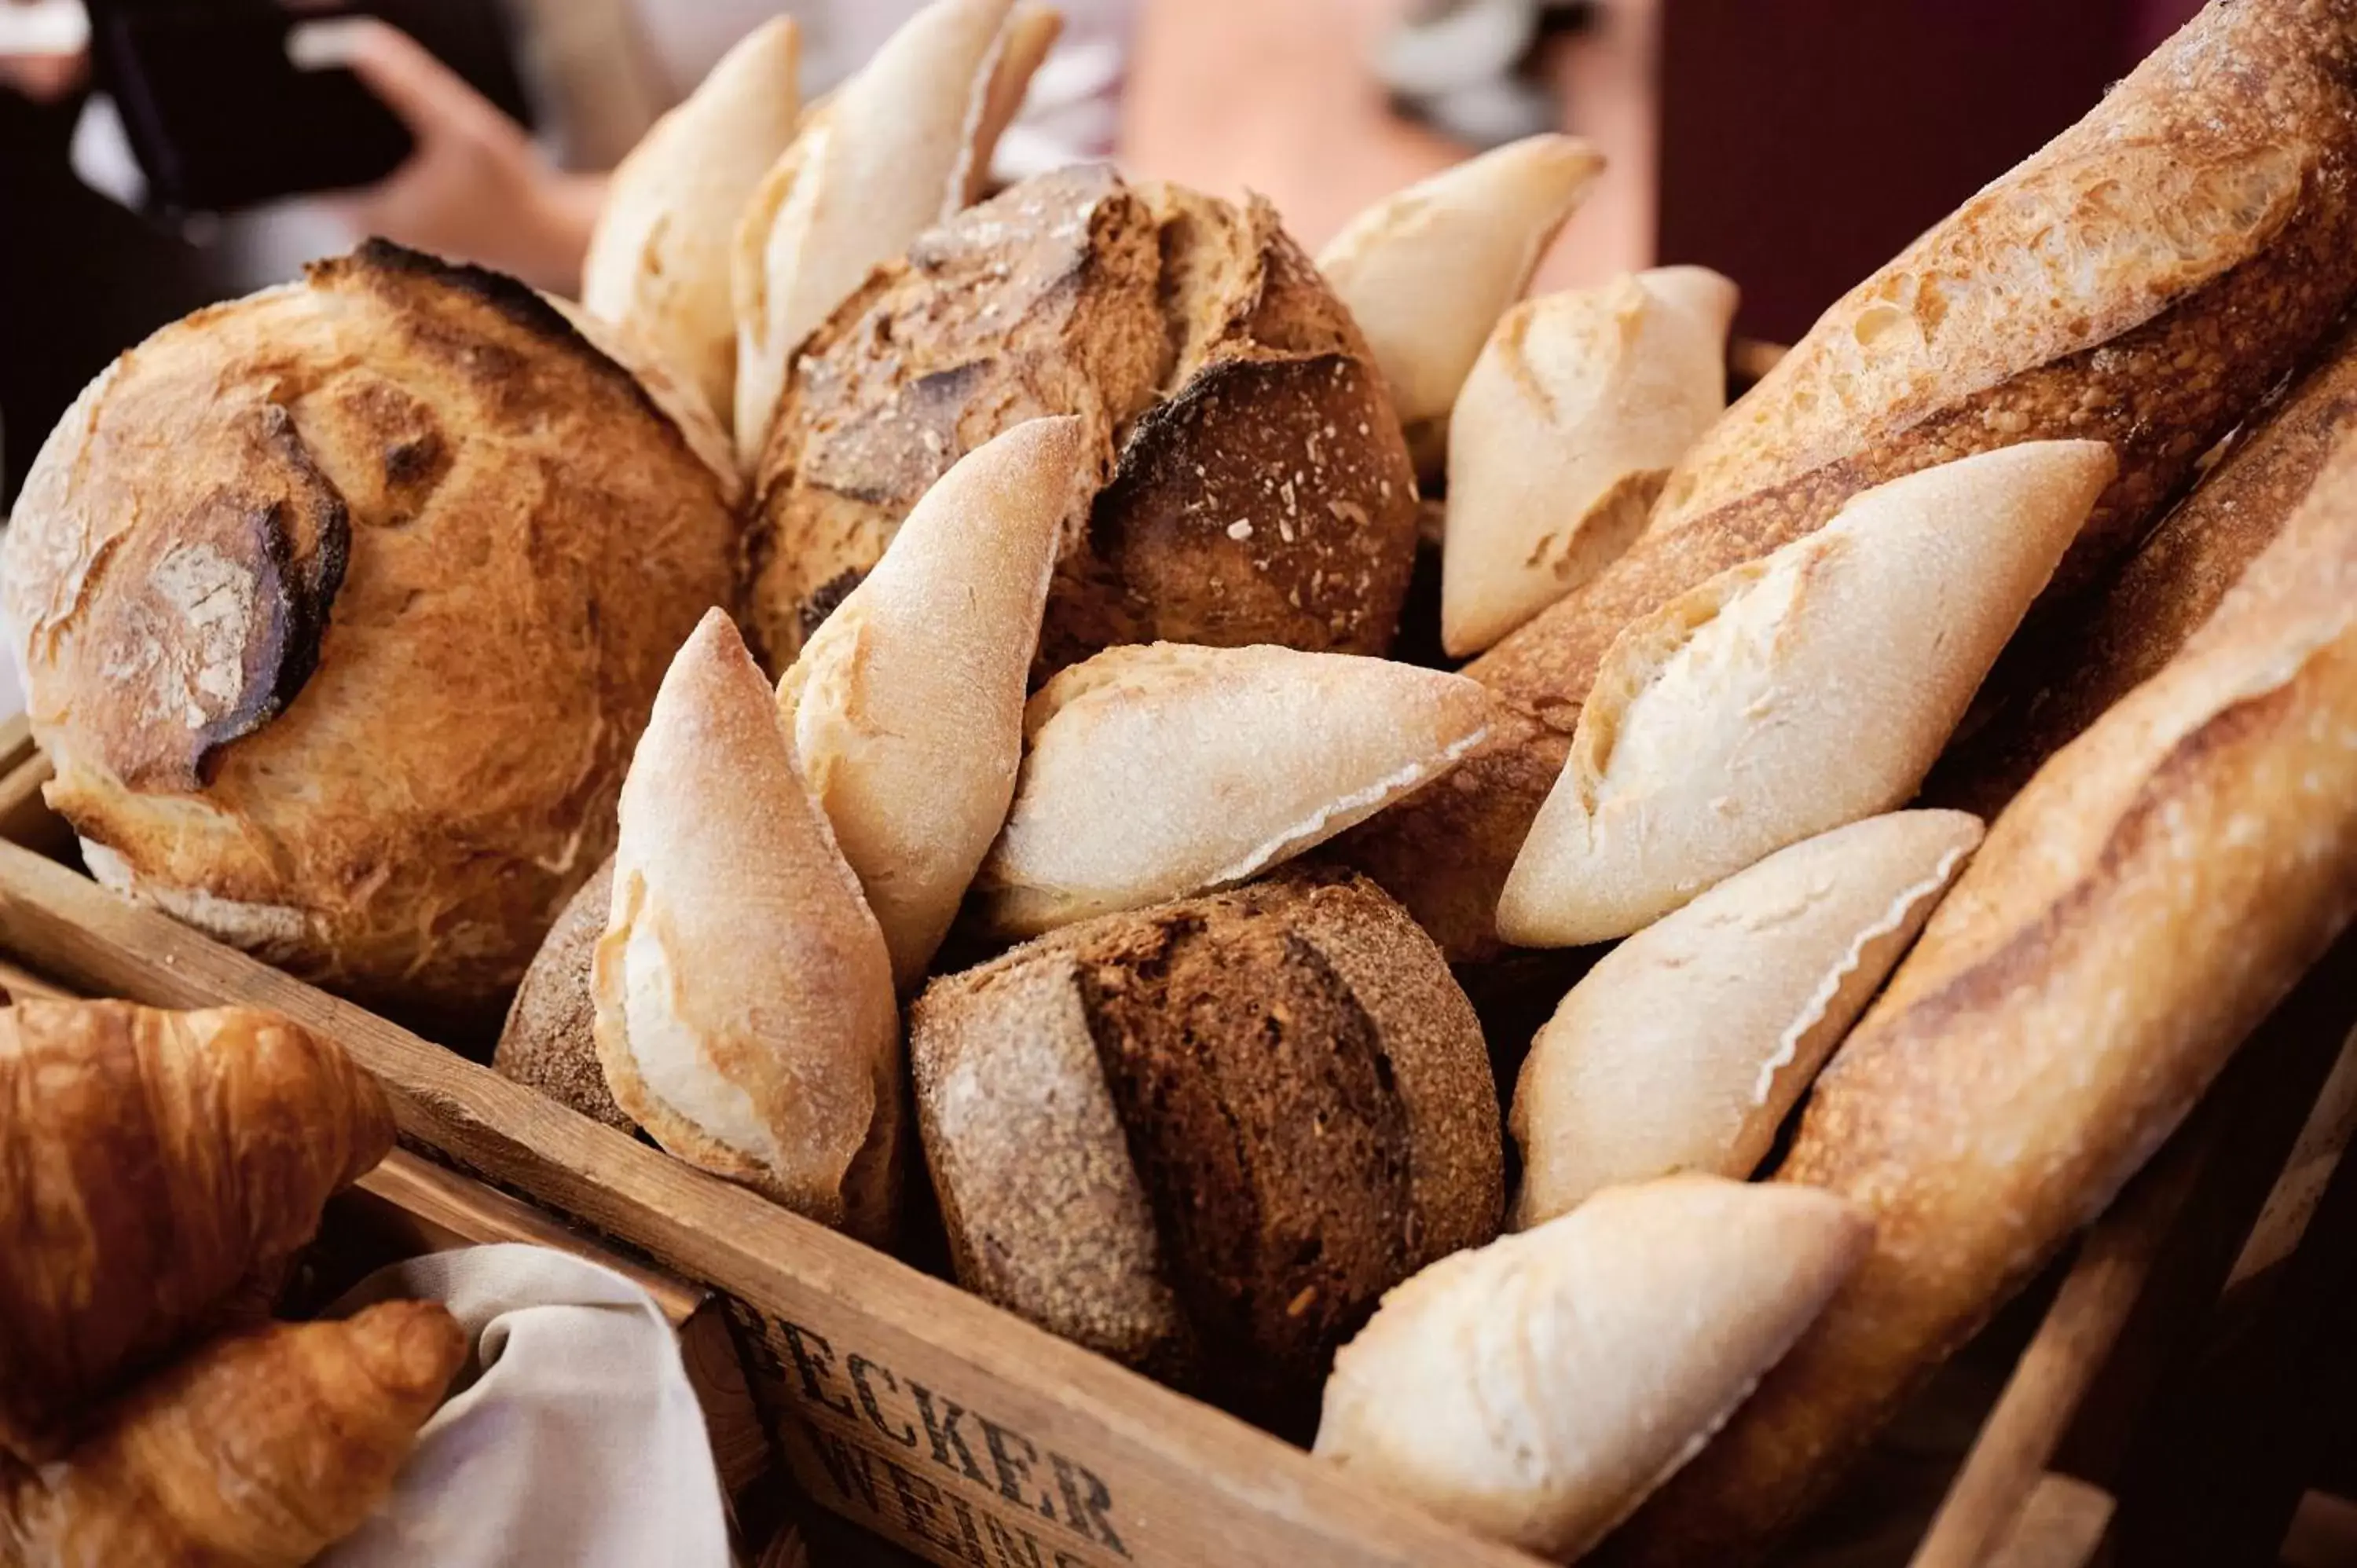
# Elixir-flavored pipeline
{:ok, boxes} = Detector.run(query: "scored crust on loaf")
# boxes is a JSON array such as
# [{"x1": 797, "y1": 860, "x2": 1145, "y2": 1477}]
[
  {"x1": 745, "y1": 166, "x2": 1420, "y2": 676},
  {"x1": 1342, "y1": 0, "x2": 2357, "y2": 965},
  {"x1": 594, "y1": 611, "x2": 902, "y2": 1241},
  {"x1": 1316, "y1": 134, "x2": 1604, "y2": 443},
  {"x1": 973, "y1": 643, "x2": 1494, "y2": 936},
  {"x1": 1610, "y1": 416, "x2": 2357, "y2": 1566},
  {"x1": 1312, "y1": 1177, "x2": 1869, "y2": 1562},
  {"x1": 780, "y1": 416, "x2": 1093, "y2": 988},
  {"x1": 1508, "y1": 811, "x2": 1981, "y2": 1230},
  {"x1": 1442, "y1": 267, "x2": 1737, "y2": 657},
  {"x1": 493, "y1": 857, "x2": 634, "y2": 1132},
  {"x1": 912, "y1": 869, "x2": 1502, "y2": 1426},
  {"x1": 3, "y1": 241, "x2": 739, "y2": 1019},
  {"x1": 1497, "y1": 442, "x2": 2111, "y2": 947}
]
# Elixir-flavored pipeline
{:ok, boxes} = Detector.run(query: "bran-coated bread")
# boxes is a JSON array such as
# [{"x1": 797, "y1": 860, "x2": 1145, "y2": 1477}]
[{"x1": 493, "y1": 858, "x2": 632, "y2": 1132}]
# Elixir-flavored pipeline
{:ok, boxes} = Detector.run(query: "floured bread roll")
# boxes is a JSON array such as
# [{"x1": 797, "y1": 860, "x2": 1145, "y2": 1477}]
[
  {"x1": 1318, "y1": 134, "x2": 1603, "y2": 463},
  {"x1": 1442, "y1": 268, "x2": 1739, "y2": 657},
  {"x1": 581, "y1": 16, "x2": 801, "y2": 426},
  {"x1": 1497, "y1": 441, "x2": 2113, "y2": 947},
  {"x1": 1313, "y1": 1176, "x2": 1869, "y2": 1561},
  {"x1": 1510, "y1": 811, "x2": 1981, "y2": 1229},
  {"x1": 974, "y1": 643, "x2": 1493, "y2": 936},
  {"x1": 780, "y1": 417, "x2": 1092, "y2": 989},
  {"x1": 731, "y1": 0, "x2": 1041, "y2": 466},
  {"x1": 594, "y1": 611, "x2": 902, "y2": 1240}
]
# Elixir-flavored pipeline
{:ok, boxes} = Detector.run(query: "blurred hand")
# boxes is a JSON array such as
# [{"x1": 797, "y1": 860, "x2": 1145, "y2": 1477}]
[
  {"x1": 0, "y1": 0, "x2": 89, "y2": 103},
  {"x1": 332, "y1": 20, "x2": 603, "y2": 294}
]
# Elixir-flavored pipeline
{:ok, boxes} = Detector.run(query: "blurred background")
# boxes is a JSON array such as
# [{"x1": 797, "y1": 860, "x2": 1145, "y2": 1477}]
[{"x1": 0, "y1": 0, "x2": 2206, "y2": 509}]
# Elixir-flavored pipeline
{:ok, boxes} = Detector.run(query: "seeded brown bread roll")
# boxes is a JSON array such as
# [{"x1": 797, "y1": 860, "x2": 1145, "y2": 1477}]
[
  {"x1": 1930, "y1": 311, "x2": 2357, "y2": 816},
  {"x1": 1340, "y1": 0, "x2": 2357, "y2": 962},
  {"x1": 1604, "y1": 394, "x2": 2357, "y2": 1568},
  {"x1": 745, "y1": 164, "x2": 1420, "y2": 676},
  {"x1": 910, "y1": 869, "x2": 1502, "y2": 1429},
  {"x1": 493, "y1": 857, "x2": 633, "y2": 1132},
  {"x1": 2, "y1": 242, "x2": 739, "y2": 1021}
]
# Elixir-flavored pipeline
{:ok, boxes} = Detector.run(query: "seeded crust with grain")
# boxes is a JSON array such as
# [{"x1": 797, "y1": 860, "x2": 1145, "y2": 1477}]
[
  {"x1": 1340, "y1": 0, "x2": 2357, "y2": 962},
  {"x1": 744, "y1": 165, "x2": 1419, "y2": 676},
  {"x1": 1, "y1": 241, "x2": 739, "y2": 1021},
  {"x1": 911, "y1": 868, "x2": 1501, "y2": 1431},
  {"x1": 493, "y1": 857, "x2": 633, "y2": 1131},
  {"x1": 1604, "y1": 408, "x2": 2357, "y2": 1568}
]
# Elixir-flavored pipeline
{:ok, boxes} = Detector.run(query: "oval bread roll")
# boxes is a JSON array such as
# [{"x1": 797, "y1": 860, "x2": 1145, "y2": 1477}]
[
  {"x1": 594, "y1": 611, "x2": 902, "y2": 1241},
  {"x1": 780, "y1": 417, "x2": 1092, "y2": 988},
  {"x1": 974, "y1": 643, "x2": 1494, "y2": 936},
  {"x1": 581, "y1": 16, "x2": 801, "y2": 426},
  {"x1": 1317, "y1": 134, "x2": 1604, "y2": 452},
  {"x1": 1313, "y1": 1176, "x2": 1870, "y2": 1562},
  {"x1": 1509, "y1": 811, "x2": 1981, "y2": 1229},
  {"x1": 731, "y1": 0, "x2": 1030, "y2": 466},
  {"x1": 1497, "y1": 441, "x2": 2113, "y2": 947},
  {"x1": 1442, "y1": 268, "x2": 1739, "y2": 657}
]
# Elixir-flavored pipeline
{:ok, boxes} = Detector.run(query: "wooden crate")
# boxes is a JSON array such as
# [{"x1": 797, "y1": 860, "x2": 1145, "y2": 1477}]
[{"x1": 0, "y1": 721, "x2": 2348, "y2": 1568}]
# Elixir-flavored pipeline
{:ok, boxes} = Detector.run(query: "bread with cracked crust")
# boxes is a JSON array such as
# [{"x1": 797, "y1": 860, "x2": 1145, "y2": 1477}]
[
  {"x1": 1340, "y1": 0, "x2": 2357, "y2": 963},
  {"x1": 1, "y1": 241, "x2": 739, "y2": 1023}
]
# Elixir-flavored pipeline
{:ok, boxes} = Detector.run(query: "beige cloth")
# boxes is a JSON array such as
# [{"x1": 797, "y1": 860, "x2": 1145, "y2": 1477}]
[{"x1": 317, "y1": 1244, "x2": 732, "y2": 1568}]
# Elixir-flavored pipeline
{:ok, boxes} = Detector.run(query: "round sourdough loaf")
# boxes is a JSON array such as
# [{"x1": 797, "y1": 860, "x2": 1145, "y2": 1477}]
[
  {"x1": 744, "y1": 164, "x2": 1421, "y2": 676},
  {"x1": 2, "y1": 242, "x2": 740, "y2": 1023},
  {"x1": 909, "y1": 868, "x2": 1503, "y2": 1430}
]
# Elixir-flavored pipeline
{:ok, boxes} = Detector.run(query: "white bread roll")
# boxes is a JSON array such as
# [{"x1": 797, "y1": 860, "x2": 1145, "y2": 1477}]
[
  {"x1": 581, "y1": 17, "x2": 801, "y2": 427},
  {"x1": 1442, "y1": 268, "x2": 1739, "y2": 657},
  {"x1": 1317, "y1": 134, "x2": 1603, "y2": 446},
  {"x1": 1497, "y1": 441, "x2": 2114, "y2": 947},
  {"x1": 594, "y1": 610, "x2": 902, "y2": 1242},
  {"x1": 1509, "y1": 811, "x2": 1982, "y2": 1229},
  {"x1": 731, "y1": 0, "x2": 1034, "y2": 467},
  {"x1": 1314, "y1": 1176, "x2": 1870, "y2": 1560},
  {"x1": 974, "y1": 643, "x2": 1493, "y2": 936},
  {"x1": 779, "y1": 417, "x2": 1092, "y2": 990}
]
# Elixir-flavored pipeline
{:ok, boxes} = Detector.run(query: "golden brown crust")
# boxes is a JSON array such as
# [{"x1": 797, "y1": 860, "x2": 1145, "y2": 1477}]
[
  {"x1": 746, "y1": 167, "x2": 1417, "y2": 676},
  {"x1": 493, "y1": 857, "x2": 633, "y2": 1131},
  {"x1": 4, "y1": 243, "x2": 739, "y2": 1019},
  {"x1": 0, "y1": 1001, "x2": 393, "y2": 1459},
  {"x1": 1343, "y1": 0, "x2": 2357, "y2": 962},
  {"x1": 1603, "y1": 423, "x2": 2357, "y2": 1566}
]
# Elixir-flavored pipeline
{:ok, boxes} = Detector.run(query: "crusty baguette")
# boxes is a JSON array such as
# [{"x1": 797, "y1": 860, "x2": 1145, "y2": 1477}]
[
  {"x1": 594, "y1": 610, "x2": 902, "y2": 1242},
  {"x1": 1317, "y1": 134, "x2": 1603, "y2": 461},
  {"x1": 1605, "y1": 411, "x2": 2357, "y2": 1568},
  {"x1": 1442, "y1": 267, "x2": 1738, "y2": 657},
  {"x1": 912, "y1": 868, "x2": 1502, "y2": 1427},
  {"x1": 1314, "y1": 1177, "x2": 1870, "y2": 1561},
  {"x1": 1341, "y1": 0, "x2": 2357, "y2": 963},
  {"x1": 1930, "y1": 311, "x2": 2357, "y2": 817},
  {"x1": 780, "y1": 417, "x2": 1092, "y2": 988},
  {"x1": 973, "y1": 643, "x2": 1493, "y2": 937},
  {"x1": 1509, "y1": 812, "x2": 1981, "y2": 1229},
  {"x1": 966, "y1": 3, "x2": 1061, "y2": 203},
  {"x1": 1497, "y1": 442, "x2": 2110, "y2": 947},
  {"x1": 730, "y1": 0, "x2": 1026, "y2": 467},
  {"x1": 581, "y1": 16, "x2": 801, "y2": 426}
]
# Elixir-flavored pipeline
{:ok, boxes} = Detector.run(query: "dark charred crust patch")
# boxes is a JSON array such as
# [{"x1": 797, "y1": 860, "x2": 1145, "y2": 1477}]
[{"x1": 796, "y1": 567, "x2": 869, "y2": 647}]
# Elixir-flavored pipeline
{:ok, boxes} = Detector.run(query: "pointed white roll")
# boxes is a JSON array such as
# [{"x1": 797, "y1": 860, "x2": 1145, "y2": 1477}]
[
  {"x1": 1497, "y1": 440, "x2": 2116, "y2": 947},
  {"x1": 1509, "y1": 811, "x2": 1983, "y2": 1229},
  {"x1": 1314, "y1": 1175, "x2": 1870, "y2": 1560},
  {"x1": 975, "y1": 643, "x2": 1494, "y2": 937},
  {"x1": 1317, "y1": 134, "x2": 1603, "y2": 437},
  {"x1": 593, "y1": 610, "x2": 903, "y2": 1242},
  {"x1": 730, "y1": 0, "x2": 1031, "y2": 469},
  {"x1": 1442, "y1": 267, "x2": 1739, "y2": 657},
  {"x1": 779, "y1": 416, "x2": 1093, "y2": 991},
  {"x1": 580, "y1": 17, "x2": 800, "y2": 427}
]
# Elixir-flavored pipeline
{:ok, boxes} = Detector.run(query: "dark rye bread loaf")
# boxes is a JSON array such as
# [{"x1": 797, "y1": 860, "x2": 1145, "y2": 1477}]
[
  {"x1": 492, "y1": 857, "x2": 633, "y2": 1131},
  {"x1": 744, "y1": 165, "x2": 1420, "y2": 676},
  {"x1": 910, "y1": 869, "x2": 1501, "y2": 1430},
  {"x1": 1929, "y1": 311, "x2": 2357, "y2": 816},
  {"x1": 1340, "y1": 0, "x2": 2357, "y2": 962}
]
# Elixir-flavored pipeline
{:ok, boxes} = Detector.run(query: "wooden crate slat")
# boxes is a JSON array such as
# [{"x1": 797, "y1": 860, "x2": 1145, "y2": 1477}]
[{"x1": 0, "y1": 837, "x2": 1545, "y2": 1568}]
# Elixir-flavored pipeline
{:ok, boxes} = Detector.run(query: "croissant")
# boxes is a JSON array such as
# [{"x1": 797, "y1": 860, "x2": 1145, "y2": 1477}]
[
  {"x1": 0, "y1": 1001, "x2": 394, "y2": 1457},
  {"x1": 2, "y1": 1302, "x2": 465, "y2": 1568}
]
